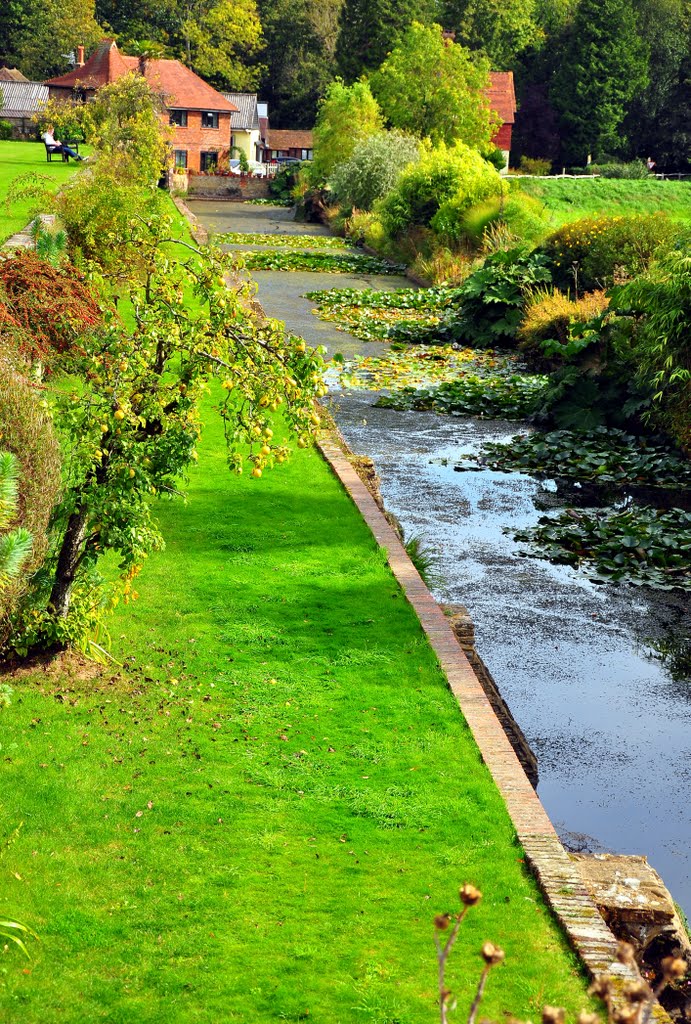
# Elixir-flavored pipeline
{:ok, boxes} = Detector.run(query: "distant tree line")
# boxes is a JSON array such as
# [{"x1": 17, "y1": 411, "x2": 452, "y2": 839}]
[{"x1": 0, "y1": 0, "x2": 689, "y2": 168}]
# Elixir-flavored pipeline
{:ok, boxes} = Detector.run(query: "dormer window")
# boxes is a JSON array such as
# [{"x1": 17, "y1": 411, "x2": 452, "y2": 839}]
[
  {"x1": 169, "y1": 110, "x2": 188, "y2": 127},
  {"x1": 201, "y1": 111, "x2": 219, "y2": 129}
]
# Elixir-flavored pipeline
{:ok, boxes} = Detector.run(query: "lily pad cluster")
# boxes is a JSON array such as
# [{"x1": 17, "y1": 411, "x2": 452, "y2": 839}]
[
  {"x1": 376, "y1": 372, "x2": 550, "y2": 419},
  {"x1": 512, "y1": 505, "x2": 691, "y2": 590},
  {"x1": 235, "y1": 251, "x2": 406, "y2": 274},
  {"x1": 338, "y1": 346, "x2": 517, "y2": 390},
  {"x1": 307, "y1": 285, "x2": 465, "y2": 342},
  {"x1": 465, "y1": 428, "x2": 691, "y2": 489},
  {"x1": 244, "y1": 198, "x2": 293, "y2": 207},
  {"x1": 216, "y1": 232, "x2": 353, "y2": 249}
]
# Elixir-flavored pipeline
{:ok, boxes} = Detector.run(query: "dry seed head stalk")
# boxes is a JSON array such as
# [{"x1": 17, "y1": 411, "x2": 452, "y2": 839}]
[
  {"x1": 577, "y1": 1012, "x2": 601, "y2": 1024},
  {"x1": 435, "y1": 914, "x2": 451, "y2": 931},
  {"x1": 542, "y1": 1006, "x2": 566, "y2": 1024},
  {"x1": 621, "y1": 981, "x2": 651, "y2": 1005},
  {"x1": 612, "y1": 1007, "x2": 640, "y2": 1024},
  {"x1": 660, "y1": 957, "x2": 687, "y2": 981},
  {"x1": 481, "y1": 942, "x2": 505, "y2": 966},
  {"x1": 460, "y1": 884, "x2": 483, "y2": 906},
  {"x1": 589, "y1": 977, "x2": 615, "y2": 1000},
  {"x1": 616, "y1": 942, "x2": 637, "y2": 966}
]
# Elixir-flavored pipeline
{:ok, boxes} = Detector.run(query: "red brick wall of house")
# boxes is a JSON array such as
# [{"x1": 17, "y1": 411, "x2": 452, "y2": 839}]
[
  {"x1": 164, "y1": 110, "x2": 232, "y2": 172},
  {"x1": 492, "y1": 123, "x2": 513, "y2": 151}
]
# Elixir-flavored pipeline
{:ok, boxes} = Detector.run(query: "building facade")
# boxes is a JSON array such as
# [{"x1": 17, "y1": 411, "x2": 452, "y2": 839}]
[{"x1": 45, "y1": 40, "x2": 238, "y2": 174}]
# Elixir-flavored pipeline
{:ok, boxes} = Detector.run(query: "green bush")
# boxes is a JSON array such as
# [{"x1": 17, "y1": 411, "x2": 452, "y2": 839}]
[
  {"x1": 269, "y1": 163, "x2": 303, "y2": 202},
  {"x1": 0, "y1": 354, "x2": 62, "y2": 641},
  {"x1": 518, "y1": 156, "x2": 552, "y2": 176},
  {"x1": 379, "y1": 142, "x2": 504, "y2": 238},
  {"x1": 518, "y1": 289, "x2": 610, "y2": 368},
  {"x1": 613, "y1": 250, "x2": 691, "y2": 447},
  {"x1": 451, "y1": 248, "x2": 553, "y2": 346},
  {"x1": 587, "y1": 160, "x2": 650, "y2": 179},
  {"x1": 461, "y1": 189, "x2": 550, "y2": 248},
  {"x1": 329, "y1": 130, "x2": 420, "y2": 212},
  {"x1": 0, "y1": 120, "x2": 13, "y2": 141},
  {"x1": 541, "y1": 213, "x2": 682, "y2": 292}
]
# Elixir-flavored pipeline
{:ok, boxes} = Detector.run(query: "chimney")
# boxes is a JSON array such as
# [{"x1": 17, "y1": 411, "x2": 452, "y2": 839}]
[{"x1": 76, "y1": 45, "x2": 85, "y2": 67}]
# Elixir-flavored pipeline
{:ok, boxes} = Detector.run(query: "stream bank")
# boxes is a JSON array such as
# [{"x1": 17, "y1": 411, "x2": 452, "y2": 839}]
[{"x1": 189, "y1": 198, "x2": 691, "y2": 921}]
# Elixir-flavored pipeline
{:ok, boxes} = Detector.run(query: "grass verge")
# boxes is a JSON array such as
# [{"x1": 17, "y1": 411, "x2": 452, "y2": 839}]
[
  {"x1": 518, "y1": 177, "x2": 691, "y2": 227},
  {"x1": 0, "y1": 403, "x2": 592, "y2": 1022},
  {"x1": 0, "y1": 199, "x2": 592, "y2": 1021},
  {"x1": 0, "y1": 141, "x2": 86, "y2": 243}
]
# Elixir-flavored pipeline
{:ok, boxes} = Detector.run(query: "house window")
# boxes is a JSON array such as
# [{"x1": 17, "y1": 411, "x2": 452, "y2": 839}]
[
  {"x1": 201, "y1": 111, "x2": 219, "y2": 129},
  {"x1": 173, "y1": 150, "x2": 188, "y2": 170},
  {"x1": 200, "y1": 151, "x2": 218, "y2": 172},
  {"x1": 169, "y1": 110, "x2": 188, "y2": 127}
]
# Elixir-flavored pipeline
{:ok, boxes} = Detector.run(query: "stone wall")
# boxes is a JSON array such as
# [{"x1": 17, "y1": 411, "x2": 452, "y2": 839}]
[{"x1": 187, "y1": 174, "x2": 271, "y2": 200}]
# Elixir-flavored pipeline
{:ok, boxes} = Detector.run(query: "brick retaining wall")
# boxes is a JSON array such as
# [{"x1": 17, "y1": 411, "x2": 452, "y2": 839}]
[{"x1": 187, "y1": 175, "x2": 271, "y2": 200}]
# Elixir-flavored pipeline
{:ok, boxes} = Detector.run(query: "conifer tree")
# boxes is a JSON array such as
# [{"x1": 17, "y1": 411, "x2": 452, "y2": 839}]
[
  {"x1": 550, "y1": 0, "x2": 648, "y2": 163},
  {"x1": 335, "y1": 0, "x2": 435, "y2": 81}
]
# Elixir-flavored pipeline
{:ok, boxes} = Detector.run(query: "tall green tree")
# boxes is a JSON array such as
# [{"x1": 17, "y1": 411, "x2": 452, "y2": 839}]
[
  {"x1": 335, "y1": 0, "x2": 434, "y2": 81},
  {"x1": 257, "y1": 0, "x2": 342, "y2": 126},
  {"x1": 442, "y1": 0, "x2": 543, "y2": 69},
  {"x1": 179, "y1": 0, "x2": 264, "y2": 90},
  {"x1": 311, "y1": 79, "x2": 382, "y2": 182},
  {"x1": 12, "y1": 0, "x2": 103, "y2": 80},
  {"x1": 623, "y1": 0, "x2": 688, "y2": 164},
  {"x1": 369, "y1": 22, "x2": 498, "y2": 148},
  {"x1": 550, "y1": 0, "x2": 648, "y2": 163}
]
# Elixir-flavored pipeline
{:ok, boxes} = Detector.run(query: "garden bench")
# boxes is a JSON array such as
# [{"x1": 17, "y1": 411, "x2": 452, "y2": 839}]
[{"x1": 44, "y1": 143, "x2": 69, "y2": 163}]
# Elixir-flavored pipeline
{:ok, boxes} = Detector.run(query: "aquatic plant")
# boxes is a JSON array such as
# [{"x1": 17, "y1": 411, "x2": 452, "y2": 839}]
[
  {"x1": 216, "y1": 232, "x2": 352, "y2": 249},
  {"x1": 464, "y1": 429, "x2": 691, "y2": 490},
  {"x1": 512, "y1": 505, "x2": 691, "y2": 590},
  {"x1": 235, "y1": 250, "x2": 406, "y2": 274},
  {"x1": 377, "y1": 372, "x2": 549, "y2": 419}
]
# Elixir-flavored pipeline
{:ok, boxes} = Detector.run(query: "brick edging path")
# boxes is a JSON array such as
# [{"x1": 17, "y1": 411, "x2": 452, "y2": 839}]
[{"x1": 317, "y1": 431, "x2": 641, "y2": 988}]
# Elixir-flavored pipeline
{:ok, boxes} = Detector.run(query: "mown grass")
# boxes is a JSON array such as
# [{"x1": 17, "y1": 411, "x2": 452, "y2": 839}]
[
  {"x1": 518, "y1": 177, "x2": 691, "y2": 227},
  {"x1": 0, "y1": 141, "x2": 86, "y2": 243},
  {"x1": 0, "y1": 401, "x2": 593, "y2": 1023},
  {"x1": 0, "y1": 199, "x2": 592, "y2": 1022}
]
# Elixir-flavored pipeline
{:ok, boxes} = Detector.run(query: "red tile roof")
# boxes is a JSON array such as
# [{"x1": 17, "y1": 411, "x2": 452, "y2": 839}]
[
  {"x1": 120, "y1": 56, "x2": 237, "y2": 113},
  {"x1": 45, "y1": 39, "x2": 130, "y2": 89},
  {"x1": 488, "y1": 71, "x2": 516, "y2": 126},
  {"x1": 45, "y1": 39, "x2": 237, "y2": 114},
  {"x1": 267, "y1": 129, "x2": 313, "y2": 151}
]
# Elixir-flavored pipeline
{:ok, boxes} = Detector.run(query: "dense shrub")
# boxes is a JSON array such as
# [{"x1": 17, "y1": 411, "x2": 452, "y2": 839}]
[
  {"x1": 329, "y1": 131, "x2": 419, "y2": 211},
  {"x1": 518, "y1": 289, "x2": 610, "y2": 368},
  {"x1": 379, "y1": 143, "x2": 504, "y2": 238},
  {"x1": 0, "y1": 251, "x2": 102, "y2": 362},
  {"x1": 451, "y1": 248, "x2": 553, "y2": 346},
  {"x1": 269, "y1": 162, "x2": 304, "y2": 202},
  {"x1": 613, "y1": 250, "x2": 691, "y2": 447},
  {"x1": 586, "y1": 160, "x2": 650, "y2": 179},
  {"x1": 518, "y1": 156, "x2": 552, "y2": 176},
  {"x1": 461, "y1": 189, "x2": 550, "y2": 249},
  {"x1": 0, "y1": 354, "x2": 61, "y2": 640},
  {"x1": 0, "y1": 120, "x2": 13, "y2": 141},
  {"x1": 542, "y1": 213, "x2": 682, "y2": 292}
]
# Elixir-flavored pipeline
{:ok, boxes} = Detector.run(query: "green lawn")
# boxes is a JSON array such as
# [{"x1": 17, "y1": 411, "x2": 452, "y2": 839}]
[
  {"x1": 0, "y1": 199, "x2": 592, "y2": 1022},
  {"x1": 0, "y1": 402, "x2": 593, "y2": 1023},
  {"x1": 0, "y1": 140, "x2": 85, "y2": 243},
  {"x1": 517, "y1": 176, "x2": 691, "y2": 227}
]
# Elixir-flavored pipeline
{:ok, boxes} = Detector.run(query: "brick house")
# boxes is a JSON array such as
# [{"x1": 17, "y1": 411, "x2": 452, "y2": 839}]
[
  {"x1": 44, "y1": 39, "x2": 238, "y2": 174},
  {"x1": 488, "y1": 72, "x2": 517, "y2": 169},
  {"x1": 261, "y1": 129, "x2": 314, "y2": 163}
]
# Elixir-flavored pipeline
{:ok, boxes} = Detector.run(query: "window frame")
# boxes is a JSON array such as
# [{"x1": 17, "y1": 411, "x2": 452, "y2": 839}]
[
  {"x1": 173, "y1": 149, "x2": 188, "y2": 170},
  {"x1": 169, "y1": 109, "x2": 188, "y2": 128},
  {"x1": 201, "y1": 111, "x2": 219, "y2": 130},
  {"x1": 200, "y1": 151, "x2": 219, "y2": 173}
]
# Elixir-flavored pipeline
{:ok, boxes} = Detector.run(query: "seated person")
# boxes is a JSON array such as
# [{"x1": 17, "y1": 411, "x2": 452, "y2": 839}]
[{"x1": 41, "y1": 125, "x2": 83, "y2": 161}]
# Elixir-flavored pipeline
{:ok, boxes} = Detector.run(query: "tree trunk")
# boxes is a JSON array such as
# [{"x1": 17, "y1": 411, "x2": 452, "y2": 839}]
[{"x1": 49, "y1": 506, "x2": 89, "y2": 618}]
